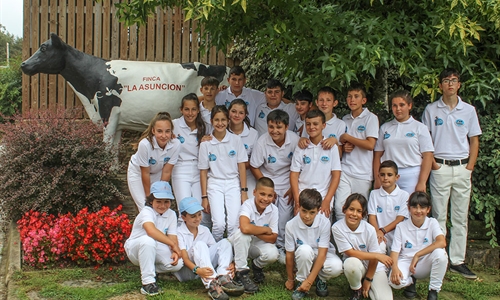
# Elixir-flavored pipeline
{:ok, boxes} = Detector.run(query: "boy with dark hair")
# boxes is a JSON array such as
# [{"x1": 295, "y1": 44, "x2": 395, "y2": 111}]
[
  {"x1": 422, "y1": 68, "x2": 481, "y2": 279},
  {"x1": 284, "y1": 189, "x2": 343, "y2": 299},
  {"x1": 254, "y1": 79, "x2": 299, "y2": 136},
  {"x1": 293, "y1": 89, "x2": 314, "y2": 136},
  {"x1": 199, "y1": 76, "x2": 220, "y2": 127}
]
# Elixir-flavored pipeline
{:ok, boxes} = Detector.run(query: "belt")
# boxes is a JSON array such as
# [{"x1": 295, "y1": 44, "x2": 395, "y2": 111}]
[{"x1": 435, "y1": 157, "x2": 469, "y2": 166}]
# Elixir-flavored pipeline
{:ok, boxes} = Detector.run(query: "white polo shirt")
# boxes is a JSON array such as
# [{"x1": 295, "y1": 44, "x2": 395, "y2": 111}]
[
  {"x1": 129, "y1": 137, "x2": 181, "y2": 182},
  {"x1": 422, "y1": 97, "x2": 482, "y2": 160},
  {"x1": 285, "y1": 213, "x2": 335, "y2": 254},
  {"x1": 199, "y1": 101, "x2": 214, "y2": 133},
  {"x1": 127, "y1": 206, "x2": 177, "y2": 241},
  {"x1": 198, "y1": 130, "x2": 248, "y2": 179},
  {"x1": 391, "y1": 217, "x2": 444, "y2": 259},
  {"x1": 173, "y1": 116, "x2": 203, "y2": 162},
  {"x1": 254, "y1": 102, "x2": 299, "y2": 136},
  {"x1": 293, "y1": 117, "x2": 305, "y2": 137},
  {"x1": 177, "y1": 222, "x2": 215, "y2": 251},
  {"x1": 342, "y1": 108, "x2": 379, "y2": 181},
  {"x1": 375, "y1": 117, "x2": 434, "y2": 168},
  {"x1": 250, "y1": 132, "x2": 299, "y2": 190},
  {"x1": 303, "y1": 114, "x2": 347, "y2": 145},
  {"x1": 216, "y1": 87, "x2": 266, "y2": 127},
  {"x1": 239, "y1": 197, "x2": 279, "y2": 234},
  {"x1": 331, "y1": 219, "x2": 385, "y2": 272},
  {"x1": 290, "y1": 139, "x2": 341, "y2": 197},
  {"x1": 367, "y1": 186, "x2": 409, "y2": 239},
  {"x1": 234, "y1": 123, "x2": 259, "y2": 159}
]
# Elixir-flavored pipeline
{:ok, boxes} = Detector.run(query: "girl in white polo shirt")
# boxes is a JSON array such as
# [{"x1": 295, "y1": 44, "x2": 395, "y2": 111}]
[
  {"x1": 128, "y1": 112, "x2": 181, "y2": 211},
  {"x1": 199, "y1": 105, "x2": 248, "y2": 242},
  {"x1": 374, "y1": 90, "x2": 434, "y2": 194},
  {"x1": 389, "y1": 191, "x2": 447, "y2": 300},
  {"x1": 228, "y1": 99, "x2": 259, "y2": 194},
  {"x1": 332, "y1": 193, "x2": 393, "y2": 300}
]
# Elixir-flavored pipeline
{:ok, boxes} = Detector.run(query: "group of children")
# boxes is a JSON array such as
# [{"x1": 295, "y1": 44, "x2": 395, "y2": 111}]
[{"x1": 124, "y1": 66, "x2": 481, "y2": 300}]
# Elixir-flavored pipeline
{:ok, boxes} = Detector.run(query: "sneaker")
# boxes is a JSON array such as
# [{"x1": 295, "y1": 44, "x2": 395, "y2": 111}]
[
  {"x1": 235, "y1": 269, "x2": 259, "y2": 293},
  {"x1": 140, "y1": 282, "x2": 161, "y2": 296},
  {"x1": 251, "y1": 260, "x2": 265, "y2": 283},
  {"x1": 208, "y1": 280, "x2": 229, "y2": 300},
  {"x1": 277, "y1": 246, "x2": 286, "y2": 265},
  {"x1": 315, "y1": 278, "x2": 328, "y2": 297},
  {"x1": 427, "y1": 289, "x2": 438, "y2": 300},
  {"x1": 291, "y1": 282, "x2": 307, "y2": 300},
  {"x1": 403, "y1": 276, "x2": 417, "y2": 299},
  {"x1": 349, "y1": 288, "x2": 363, "y2": 300},
  {"x1": 449, "y1": 263, "x2": 477, "y2": 279},
  {"x1": 218, "y1": 274, "x2": 245, "y2": 296}
]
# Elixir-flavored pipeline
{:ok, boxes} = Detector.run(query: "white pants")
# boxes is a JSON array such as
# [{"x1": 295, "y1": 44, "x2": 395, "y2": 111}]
[
  {"x1": 172, "y1": 161, "x2": 211, "y2": 227},
  {"x1": 228, "y1": 229, "x2": 279, "y2": 270},
  {"x1": 397, "y1": 166, "x2": 420, "y2": 195},
  {"x1": 294, "y1": 244, "x2": 343, "y2": 282},
  {"x1": 276, "y1": 187, "x2": 294, "y2": 248},
  {"x1": 429, "y1": 163, "x2": 471, "y2": 265},
  {"x1": 334, "y1": 173, "x2": 372, "y2": 221},
  {"x1": 343, "y1": 257, "x2": 392, "y2": 300},
  {"x1": 208, "y1": 177, "x2": 241, "y2": 242},
  {"x1": 174, "y1": 239, "x2": 233, "y2": 288},
  {"x1": 128, "y1": 161, "x2": 162, "y2": 211},
  {"x1": 125, "y1": 235, "x2": 184, "y2": 285},
  {"x1": 389, "y1": 248, "x2": 448, "y2": 292}
]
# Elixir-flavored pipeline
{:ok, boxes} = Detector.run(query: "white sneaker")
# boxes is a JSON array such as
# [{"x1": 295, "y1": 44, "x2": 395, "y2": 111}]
[{"x1": 277, "y1": 246, "x2": 286, "y2": 265}]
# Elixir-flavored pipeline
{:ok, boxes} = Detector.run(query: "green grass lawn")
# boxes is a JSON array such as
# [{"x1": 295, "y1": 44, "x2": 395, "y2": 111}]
[{"x1": 10, "y1": 261, "x2": 500, "y2": 300}]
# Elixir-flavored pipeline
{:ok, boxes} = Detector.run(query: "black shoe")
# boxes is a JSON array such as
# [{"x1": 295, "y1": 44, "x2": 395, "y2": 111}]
[
  {"x1": 235, "y1": 269, "x2": 259, "y2": 293},
  {"x1": 449, "y1": 263, "x2": 477, "y2": 279},
  {"x1": 403, "y1": 276, "x2": 417, "y2": 299},
  {"x1": 315, "y1": 278, "x2": 329, "y2": 297},
  {"x1": 140, "y1": 282, "x2": 162, "y2": 296},
  {"x1": 349, "y1": 288, "x2": 363, "y2": 300},
  {"x1": 251, "y1": 260, "x2": 265, "y2": 283},
  {"x1": 427, "y1": 289, "x2": 438, "y2": 300}
]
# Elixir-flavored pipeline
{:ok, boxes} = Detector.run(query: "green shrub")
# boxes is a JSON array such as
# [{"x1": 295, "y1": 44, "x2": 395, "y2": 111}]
[
  {"x1": 0, "y1": 109, "x2": 124, "y2": 220},
  {"x1": 0, "y1": 56, "x2": 22, "y2": 119}
]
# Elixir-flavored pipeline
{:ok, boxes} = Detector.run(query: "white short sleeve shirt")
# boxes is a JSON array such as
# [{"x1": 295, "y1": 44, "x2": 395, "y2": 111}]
[
  {"x1": 173, "y1": 117, "x2": 201, "y2": 162},
  {"x1": 254, "y1": 102, "x2": 299, "y2": 136},
  {"x1": 199, "y1": 101, "x2": 214, "y2": 133},
  {"x1": 303, "y1": 114, "x2": 347, "y2": 145},
  {"x1": 216, "y1": 87, "x2": 266, "y2": 127},
  {"x1": 177, "y1": 222, "x2": 215, "y2": 251},
  {"x1": 367, "y1": 186, "x2": 409, "y2": 240},
  {"x1": 375, "y1": 117, "x2": 434, "y2": 168},
  {"x1": 235, "y1": 123, "x2": 259, "y2": 159},
  {"x1": 127, "y1": 207, "x2": 177, "y2": 241},
  {"x1": 285, "y1": 214, "x2": 335, "y2": 254},
  {"x1": 391, "y1": 217, "x2": 444, "y2": 259},
  {"x1": 239, "y1": 197, "x2": 279, "y2": 234}
]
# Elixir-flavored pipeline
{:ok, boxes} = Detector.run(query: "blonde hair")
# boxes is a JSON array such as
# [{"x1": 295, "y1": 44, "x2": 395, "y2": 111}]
[{"x1": 133, "y1": 112, "x2": 174, "y2": 150}]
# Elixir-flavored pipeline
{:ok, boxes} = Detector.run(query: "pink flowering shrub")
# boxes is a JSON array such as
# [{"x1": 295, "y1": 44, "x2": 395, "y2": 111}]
[{"x1": 17, "y1": 205, "x2": 132, "y2": 268}]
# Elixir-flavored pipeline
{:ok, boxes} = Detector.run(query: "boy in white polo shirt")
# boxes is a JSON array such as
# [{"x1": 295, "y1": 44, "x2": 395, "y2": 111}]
[
  {"x1": 254, "y1": 79, "x2": 299, "y2": 136},
  {"x1": 292, "y1": 89, "x2": 313, "y2": 137},
  {"x1": 422, "y1": 68, "x2": 481, "y2": 279},
  {"x1": 174, "y1": 197, "x2": 244, "y2": 300},
  {"x1": 290, "y1": 109, "x2": 342, "y2": 219},
  {"x1": 368, "y1": 160, "x2": 409, "y2": 253},
  {"x1": 250, "y1": 110, "x2": 300, "y2": 262},
  {"x1": 228, "y1": 177, "x2": 279, "y2": 293},
  {"x1": 284, "y1": 189, "x2": 343, "y2": 300},
  {"x1": 336, "y1": 83, "x2": 379, "y2": 221}
]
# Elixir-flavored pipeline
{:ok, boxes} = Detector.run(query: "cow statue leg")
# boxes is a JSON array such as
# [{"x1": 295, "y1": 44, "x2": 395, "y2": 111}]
[{"x1": 103, "y1": 107, "x2": 122, "y2": 169}]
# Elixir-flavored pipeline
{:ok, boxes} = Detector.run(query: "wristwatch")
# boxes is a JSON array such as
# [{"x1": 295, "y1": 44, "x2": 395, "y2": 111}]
[{"x1": 241, "y1": 187, "x2": 248, "y2": 192}]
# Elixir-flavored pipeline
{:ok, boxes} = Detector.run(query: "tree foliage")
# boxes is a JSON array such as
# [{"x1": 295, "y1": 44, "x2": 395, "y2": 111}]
[{"x1": 0, "y1": 24, "x2": 22, "y2": 65}]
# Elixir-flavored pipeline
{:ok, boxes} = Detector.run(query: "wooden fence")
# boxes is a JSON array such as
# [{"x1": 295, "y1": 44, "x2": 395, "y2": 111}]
[{"x1": 22, "y1": 0, "x2": 233, "y2": 117}]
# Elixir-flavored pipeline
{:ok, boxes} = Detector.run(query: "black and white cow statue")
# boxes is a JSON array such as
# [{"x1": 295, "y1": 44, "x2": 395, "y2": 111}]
[{"x1": 21, "y1": 33, "x2": 230, "y2": 148}]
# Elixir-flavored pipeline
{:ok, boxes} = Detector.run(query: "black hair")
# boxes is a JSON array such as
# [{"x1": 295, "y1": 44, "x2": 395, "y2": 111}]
[
  {"x1": 201, "y1": 76, "x2": 220, "y2": 87},
  {"x1": 229, "y1": 66, "x2": 246, "y2": 78},
  {"x1": 389, "y1": 90, "x2": 413, "y2": 107},
  {"x1": 180, "y1": 93, "x2": 207, "y2": 144},
  {"x1": 342, "y1": 193, "x2": 368, "y2": 218},
  {"x1": 293, "y1": 89, "x2": 313, "y2": 103},
  {"x1": 267, "y1": 109, "x2": 290, "y2": 126},
  {"x1": 408, "y1": 191, "x2": 432, "y2": 208},
  {"x1": 305, "y1": 109, "x2": 326, "y2": 124},
  {"x1": 379, "y1": 160, "x2": 399, "y2": 174},
  {"x1": 266, "y1": 78, "x2": 284, "y2": 91},
  {"x1": 256, "y1": 177, "x2": 275, "y2": 189},
  {"x1": 228, "y1": 98, "x2": 252, "y2": 129},
  {"x1": 439, "y1": 68, "x2": 461, "y2": 82},
  {"x1": 317, "y1": 86, "x2": 337, "y2": 100},
  {"x1": 347, "y1": 82, "x2": 367, "y2": 98},
  {"x1": 299, "y1": 189, "x2": 322, "y2": 210}
]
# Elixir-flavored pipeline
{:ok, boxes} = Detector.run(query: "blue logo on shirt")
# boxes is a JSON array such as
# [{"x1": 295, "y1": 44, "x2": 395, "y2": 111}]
[
  {"x1": 225, "y1": 100, "x2": 231, "y2": 108},
  {"x1": 423, "y1": 237, "x2": 429, "y2": 244},
  {"x1": 164, "y1": 157, "x2": 171, "y2": 163},
  {"x1": 258, "y1": 111, "x2": 265, "y2": 119},
  {"x1": 268, "y1": 155, "x2": 277, "y2": 163},
  {"x1": 296, "y1": 238, "x2": 303, "y2": 245},
  {"x1": 377, "y1": 206, "x2": 383, "y2": 213},
  {"x1": 177, "y1": 135, "x2": 185, "y2": 143},
  {"x1": 455, "y1": 119, "x2": 465, "y2": 126},
  {"x1": 320, "y1": 156, "x2": 330, "y2": 163},
  {"x1": 359, "y1": 244, "x2": 366, "y2": 249},
  {"x1": 244, "y1": 144, "x2": 249, "y2": 150},
  {"x1": 395, "y1": 206, "x2": 400, "y2": 211},
  {"x1": 288, "y1": 152, "x2": 294, "y2": 159},
  {"x1": 383, "y1": 132, "x2": 390, "y2": 139},
  {"x1": 149, "y1": 157, "x2": 157, "y2": 165},
  {"x1": 405, "y1": 132, "x2": 415, "y2": 138},
  {"x1": 435, "y1": 117, "x2": 443, "y2": 126},
  {"x1": 250, "y1": 221, "x2": 256, "y2": 225},
  {"x1": 357, "y1": 125, "x2": 366, "y2": 132},
  {"x1": 228, "y1": 150, "x2": 236, "y2": 157},
  {"x1": 263, "y1": 223, "x2": 269, "y2": 227},
  {"x1": 404, "y1": 240, "x2": 413, "y2": 248},
  {"x1": 164, "y1": 228, "x2": 168, "y2": 234},
  {"x1": 209, "y1": 153, "x2": 217, "y2": 161},
  {"x1": 303, "y1": 155, "x2": 311, "y2": 164},
  {"x1": 328, "y1": 133, "x2": 337, "y2": 138},
  {"x1": 317, "y1": 237, "x2": 320, "y2": 243}
]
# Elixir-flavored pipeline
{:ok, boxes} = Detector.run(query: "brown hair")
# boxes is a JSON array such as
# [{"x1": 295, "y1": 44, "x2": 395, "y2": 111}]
[{"x1": 133, "y1": 112, "x2": 173, "y2": 150}]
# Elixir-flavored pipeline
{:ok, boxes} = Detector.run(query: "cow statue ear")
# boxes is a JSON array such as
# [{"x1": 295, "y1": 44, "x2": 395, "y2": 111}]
[{"x1": 50, "y1": 33, "x2": 64, "y2": 49}]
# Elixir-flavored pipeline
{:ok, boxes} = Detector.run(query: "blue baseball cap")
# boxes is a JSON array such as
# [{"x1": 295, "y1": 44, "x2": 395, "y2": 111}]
[
  {"x1": 179, "y1": 197, "x2": 204, "y2": 214},
  {"x1": 150, "y1": 181, "x2": 174, "y2": 199}
]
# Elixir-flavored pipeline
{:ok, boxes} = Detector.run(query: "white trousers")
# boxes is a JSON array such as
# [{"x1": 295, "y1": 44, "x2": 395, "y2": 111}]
[
  {"x1": 174, "y1": 239, "x2": 233, "y2": 288},
  {"x1": 228, "y1": 229, "x2": 279, "y2": 270},
  {"x1": 294, "y1": 244, "x2": 343, "y2": 282},
  {"x1": 172, "y1": 161, "x2": 211, "y2": 227},
  {"x1": 125, "y1": 235, "x2": 184, "y2": 285},
  {"x1": 389, "y1": 248, "x2": 448, "y2": 292},
  {"x1": 334, "y1": 173, "x2": 372, "y2": 221},
  {"x1": 208, "y1": 177, "x2": 241, "y2": 242},
  {"x1": 343, "y1": 257, "x2": 392, "y2": 300},
  {"x1": 128, "y1": 161, "x2": 160, "y2": 211},
  {"x1": 397, "y1": 166, "x2": 420, "y2": 195},
  {"x1": 276, "y1": 187, "x2": 294, "y2": 248},
  {"x1": 429, "y1": 163, "x2": 471, "y2": 265}
]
